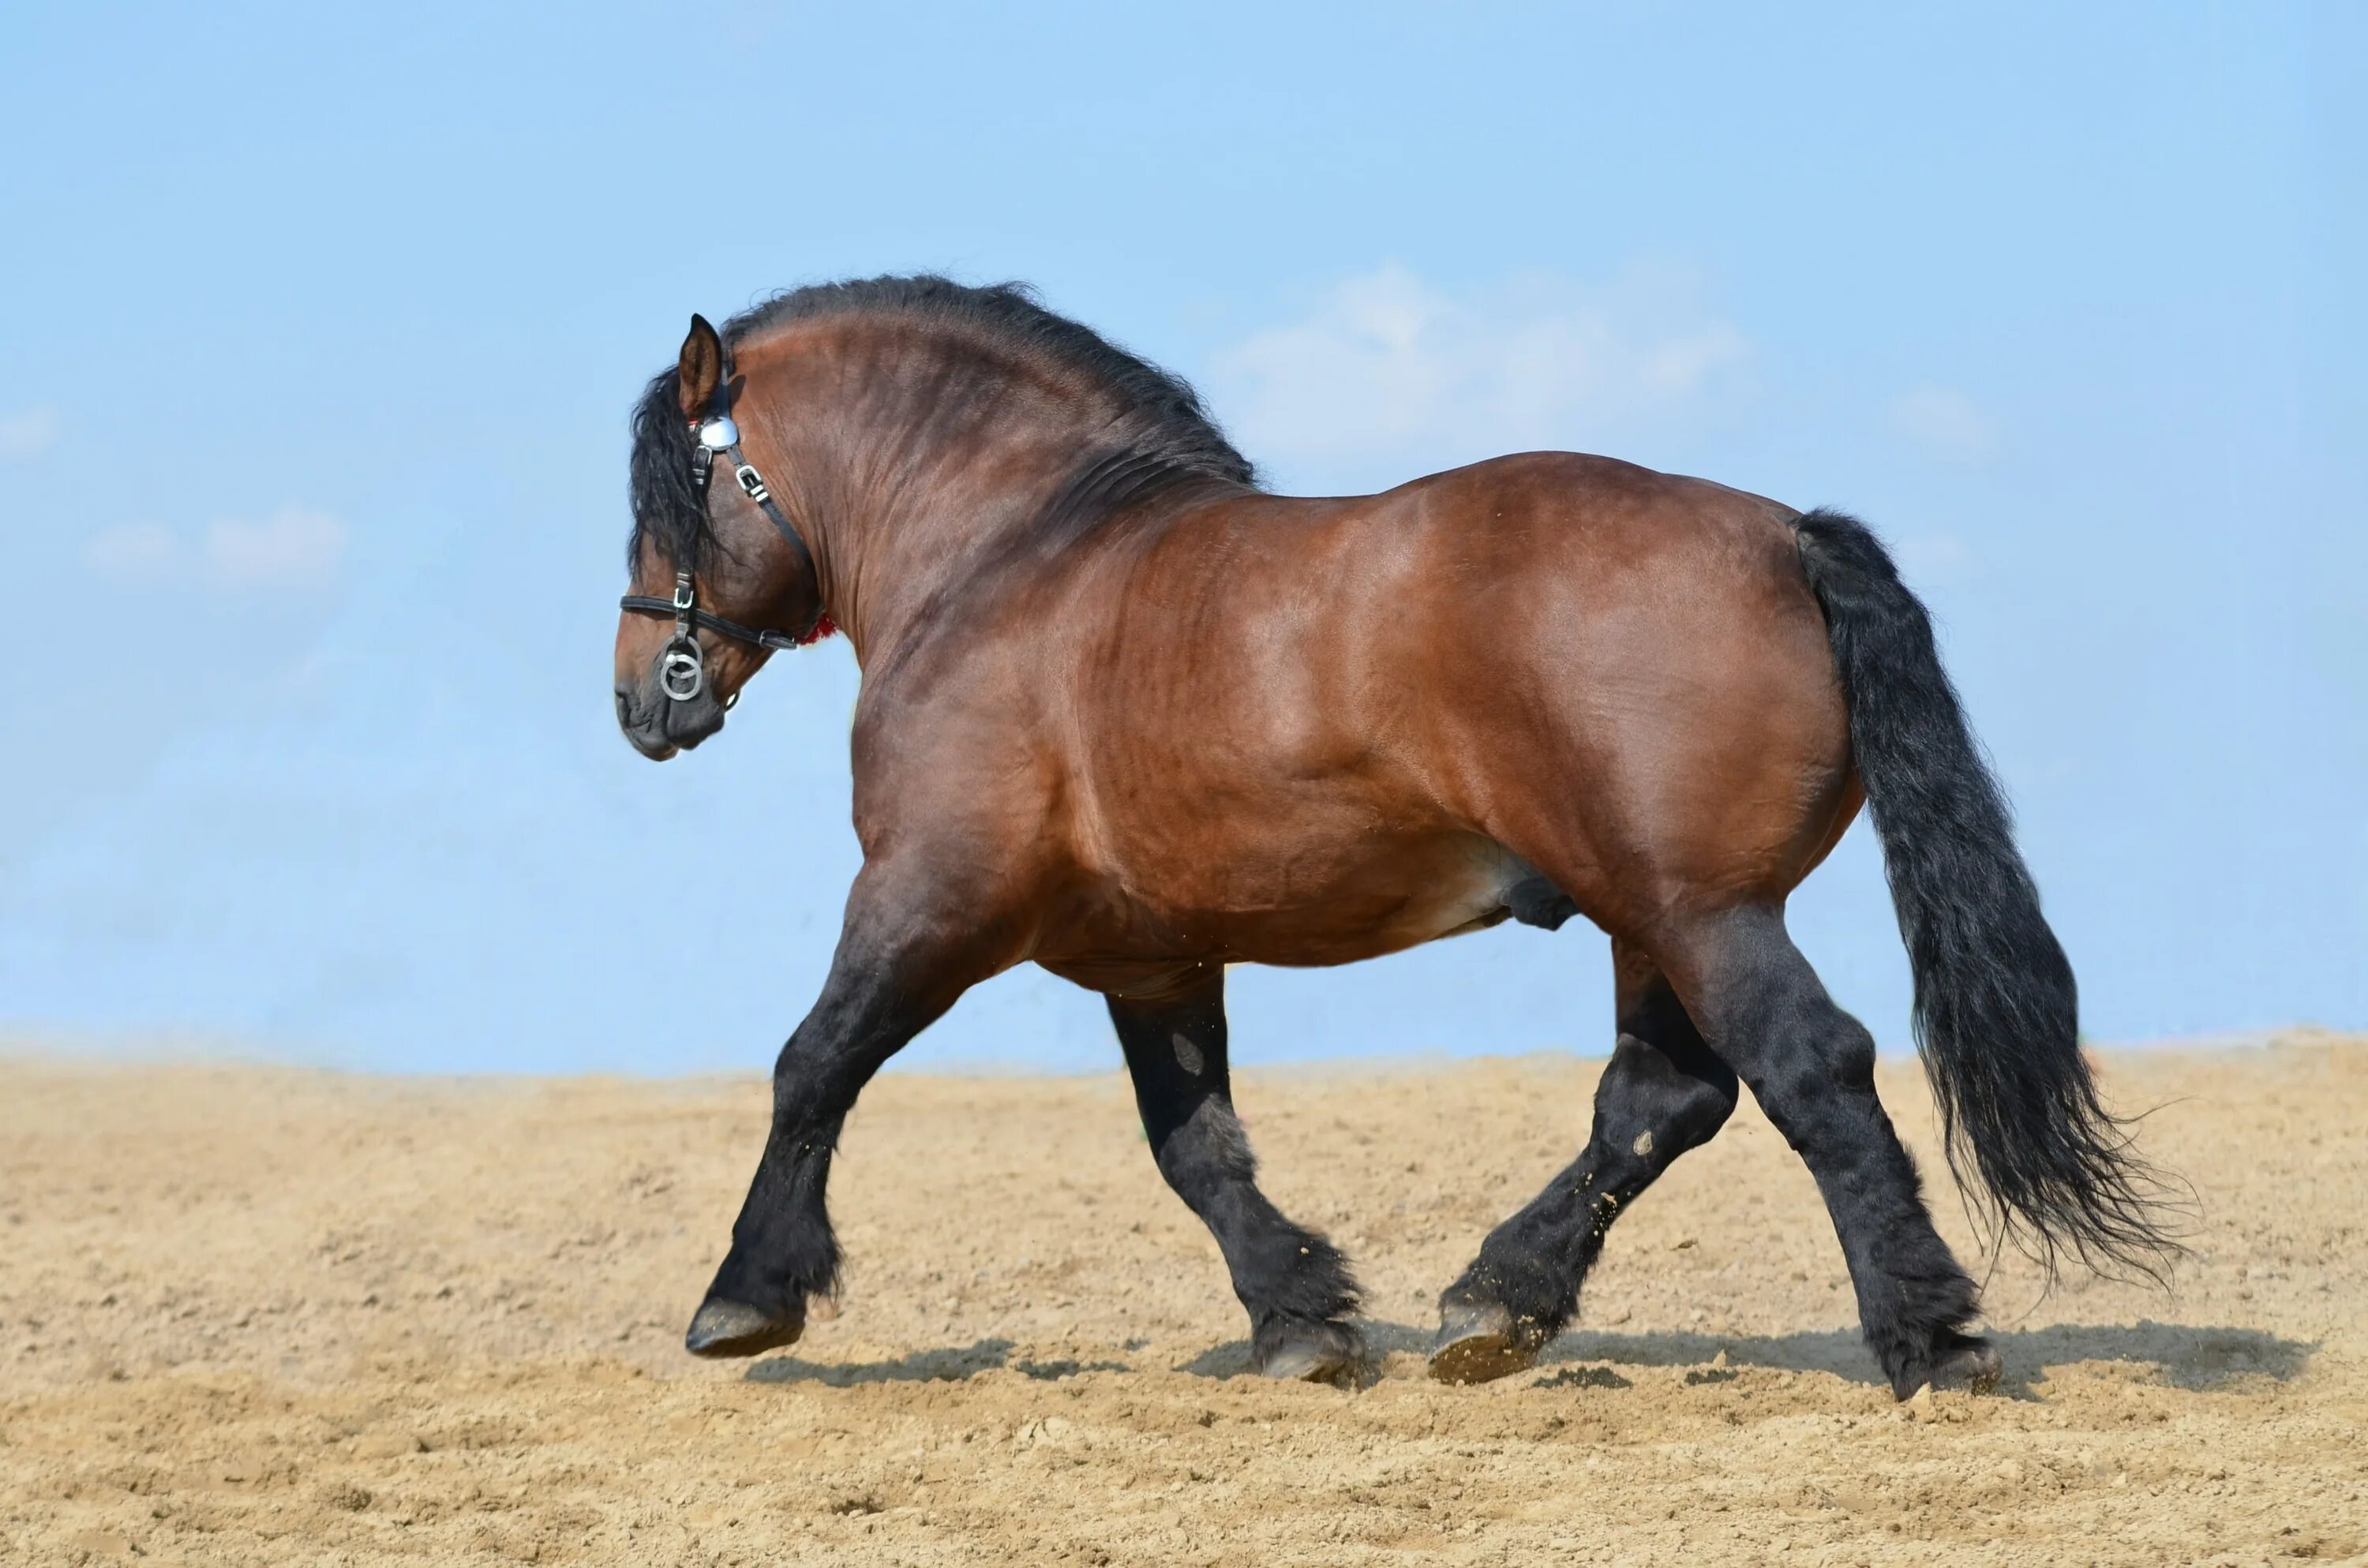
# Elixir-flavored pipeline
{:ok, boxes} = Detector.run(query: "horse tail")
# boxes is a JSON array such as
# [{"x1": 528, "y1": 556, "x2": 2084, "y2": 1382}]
[{"x1": 1791, "y1": 507, "x2": 2179, "y2": 1281}]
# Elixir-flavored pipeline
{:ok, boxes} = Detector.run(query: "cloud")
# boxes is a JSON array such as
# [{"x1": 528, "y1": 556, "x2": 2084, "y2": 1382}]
[
  {"x1": 1, "y1": 406, "x2": 60, "y2": 462},
  {"x1": 1207, "y1": 261, "x2": 1751, "y2": 485},
  {"x1": 1888, "y1": 384, "x2": 2000, "y2": 465},
  {"x1": 81, "y1": 506, "x2": 348, "y2": 591},
  {"x1": 206, "y1": 507, "x2": 347, "y2": 589}
]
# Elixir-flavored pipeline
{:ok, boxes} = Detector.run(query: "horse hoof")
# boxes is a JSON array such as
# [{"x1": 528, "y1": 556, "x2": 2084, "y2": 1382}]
[
  {"x1": 1427, "y1": 1300, "x2": 1538, "y2": 1385},
  {"x1": 684, "y1": 1297, "x2": 804, "y2": 1359},
  {"x1": 1924, "y1": 1337, "x2": 2003, "y2": 1396},
  {"x1": 1253, "y1": 1319, "x2": 1365, "y2": 1386}
]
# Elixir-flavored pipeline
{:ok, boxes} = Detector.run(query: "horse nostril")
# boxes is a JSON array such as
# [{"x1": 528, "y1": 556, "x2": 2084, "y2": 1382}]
[{"x1": 615, "y1": 687, "x2": 634, "y2": 728}]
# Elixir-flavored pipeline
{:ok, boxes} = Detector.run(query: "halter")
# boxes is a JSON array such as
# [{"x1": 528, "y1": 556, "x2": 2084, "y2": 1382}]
[{"x1": 619, "y1": 342, "x2": 826, "y2": 702}]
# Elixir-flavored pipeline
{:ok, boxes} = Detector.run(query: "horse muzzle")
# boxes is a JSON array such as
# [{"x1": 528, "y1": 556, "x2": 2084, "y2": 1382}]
[{"x1": 614, "y1": 661, "x2": 728, "y2": 760}]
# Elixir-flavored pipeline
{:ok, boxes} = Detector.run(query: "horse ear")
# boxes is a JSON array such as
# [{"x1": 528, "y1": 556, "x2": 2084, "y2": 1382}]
[{"x1": 676, "y1": 315, "x2": 724, "y2": 422}]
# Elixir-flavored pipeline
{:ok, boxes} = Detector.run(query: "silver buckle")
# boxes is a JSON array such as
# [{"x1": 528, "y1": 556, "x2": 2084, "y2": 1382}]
[{"x1": 735, "y1": 463, "x2": 770, "y2": 503}]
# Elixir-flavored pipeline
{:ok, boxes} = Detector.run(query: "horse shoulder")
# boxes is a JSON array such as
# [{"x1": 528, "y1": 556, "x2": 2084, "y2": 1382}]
[{"x1": 844, "y1": 624, "x2": 1086, "y2": 896}]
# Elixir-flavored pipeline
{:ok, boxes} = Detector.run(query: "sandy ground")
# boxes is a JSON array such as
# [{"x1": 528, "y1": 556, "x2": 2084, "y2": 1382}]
[{"x1": 2, "y1": 1037, "x2": 2363, "y2": 1567}]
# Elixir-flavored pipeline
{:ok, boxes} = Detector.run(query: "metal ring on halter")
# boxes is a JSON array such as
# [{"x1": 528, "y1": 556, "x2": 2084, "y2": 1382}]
[{"x1": 659, "y1": 639, "x2": 706, "y2": 702}]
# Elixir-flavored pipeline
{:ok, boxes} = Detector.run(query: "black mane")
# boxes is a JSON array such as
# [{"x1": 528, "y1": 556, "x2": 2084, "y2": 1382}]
[{"x1": 627, "y1": 275, "x2": 1257, "y2": 570}]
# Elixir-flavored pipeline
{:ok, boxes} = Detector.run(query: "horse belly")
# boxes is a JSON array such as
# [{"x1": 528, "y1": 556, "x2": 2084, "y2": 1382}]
[{"x1": 1166, "y1": 832, "x2": 1535, "y2": 968}]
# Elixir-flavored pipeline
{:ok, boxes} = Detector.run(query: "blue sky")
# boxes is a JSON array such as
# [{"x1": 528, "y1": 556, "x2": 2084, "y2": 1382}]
[{"x1": 2, "y1": 2, "x2": 2360, "y2": 1074}]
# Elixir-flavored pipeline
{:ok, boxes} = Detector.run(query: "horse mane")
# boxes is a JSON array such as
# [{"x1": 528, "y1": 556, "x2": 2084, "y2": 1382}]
[{"x1": 627, "y1": 275, "x2": 1257, "y2": 570}]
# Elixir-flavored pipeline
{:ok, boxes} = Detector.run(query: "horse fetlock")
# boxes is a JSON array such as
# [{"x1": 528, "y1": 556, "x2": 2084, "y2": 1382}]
[
  {"x1": 1447, "y1": 1248, "x2": 1575, "y2": 1338},
  {"x1": 1242, "y1": 1229, "x2": 1358, "y2": 1321}
]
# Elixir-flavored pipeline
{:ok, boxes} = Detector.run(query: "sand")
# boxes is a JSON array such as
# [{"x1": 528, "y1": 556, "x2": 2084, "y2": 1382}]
[{"x1": 2, "y1": 1036, "x2": 2363, "y2": 1566}]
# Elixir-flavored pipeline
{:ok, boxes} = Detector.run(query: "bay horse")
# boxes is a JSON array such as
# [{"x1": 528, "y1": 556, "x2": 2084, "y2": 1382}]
[{"x1": 611, "y1": 275, "x2": 2171, "y2": 1396}]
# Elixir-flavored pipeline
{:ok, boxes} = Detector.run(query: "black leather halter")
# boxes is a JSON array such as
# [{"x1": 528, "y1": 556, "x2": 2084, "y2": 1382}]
[{"x1": 620, "y1": 342, "x2": 824, "y2": 702}]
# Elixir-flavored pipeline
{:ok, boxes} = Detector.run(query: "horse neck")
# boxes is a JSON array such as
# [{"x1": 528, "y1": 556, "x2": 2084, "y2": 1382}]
[{"x1": 747, "y1": 325, "x2": 1205, "y2": 664}]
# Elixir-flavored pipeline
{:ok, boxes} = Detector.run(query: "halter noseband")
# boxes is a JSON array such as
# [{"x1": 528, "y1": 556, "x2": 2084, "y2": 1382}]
[{"x1": 619, "y1": 342, "x2": 826, "y2": 702}]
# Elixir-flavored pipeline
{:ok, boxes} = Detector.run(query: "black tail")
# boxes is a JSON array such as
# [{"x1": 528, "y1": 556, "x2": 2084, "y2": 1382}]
[{"x1": 1792, "y1": 509, "x2": 2179, "y2": 1281}]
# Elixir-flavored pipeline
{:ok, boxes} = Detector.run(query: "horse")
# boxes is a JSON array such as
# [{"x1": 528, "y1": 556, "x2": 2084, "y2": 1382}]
[{"x1": 610, "y1": 275, "x2": 2173, "y2": 1396}]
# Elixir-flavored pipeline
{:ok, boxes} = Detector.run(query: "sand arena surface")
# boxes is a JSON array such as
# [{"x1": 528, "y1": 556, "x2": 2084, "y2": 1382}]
[{"x1": 2, "y1": 1038, "x2": 2363, "y2": 1566}]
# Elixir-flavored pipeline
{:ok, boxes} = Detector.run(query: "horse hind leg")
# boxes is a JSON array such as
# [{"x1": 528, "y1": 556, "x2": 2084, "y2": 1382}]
[
  {"x1": 1106, "y1": 970, "x2": 1365, "y2": 1383},
  {"x1": 1663, "y1": 907, "x2": 2000, "y2": 1398},
  {"x1": 1430, "y1": 940, "x2": 1738, "y2": 1383}
]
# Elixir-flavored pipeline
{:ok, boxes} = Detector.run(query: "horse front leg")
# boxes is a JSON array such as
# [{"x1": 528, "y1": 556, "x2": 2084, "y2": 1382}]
[
  {"x1": 685, "y1": 867, "x2": 1008, "y2": 1357},
  {"x1": 1106, "y1": 967, "x2": 1364, "y2": 1383}
]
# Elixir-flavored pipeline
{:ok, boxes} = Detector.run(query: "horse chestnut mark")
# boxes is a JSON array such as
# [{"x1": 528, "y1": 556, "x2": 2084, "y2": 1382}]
[{"x1": 610, "y1": 275, "x2": 2177, "y2": 1396}]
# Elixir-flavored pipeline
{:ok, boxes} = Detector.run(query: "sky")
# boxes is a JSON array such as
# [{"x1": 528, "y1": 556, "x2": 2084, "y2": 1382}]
[{"x1": 1, "y1": 2, "x2": 2360, "y2": 1076}]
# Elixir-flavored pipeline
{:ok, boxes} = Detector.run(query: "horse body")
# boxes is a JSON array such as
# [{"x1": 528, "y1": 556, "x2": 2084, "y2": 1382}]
[
  {"x1": 849, "y1": 452, "x2": 1851, "y2": 987},
  {"x1": 612, "y1": 277, "x2": 2172, "y2": 1395}
]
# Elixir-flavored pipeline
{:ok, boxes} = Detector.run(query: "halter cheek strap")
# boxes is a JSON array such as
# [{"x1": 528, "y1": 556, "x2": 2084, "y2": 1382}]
[
  {"x1": 690, "y1": 406, "x2": 815, "y2": 586},
  {"x1": 618, "y1": 341, "x2": 830, "y2": 701}
]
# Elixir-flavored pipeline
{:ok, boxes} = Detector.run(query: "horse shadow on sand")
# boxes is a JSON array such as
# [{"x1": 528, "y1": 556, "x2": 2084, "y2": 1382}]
[
  {"x1": 743, "y1": 1338, "x2": 1130, "y2": 1388},
  {"x1": 741, "y1": 1322, "x2": 2310, "y2": 1397},
  {"x1": 1178, "y1": 1319, "x2": 2313, "y2": 1397}
]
